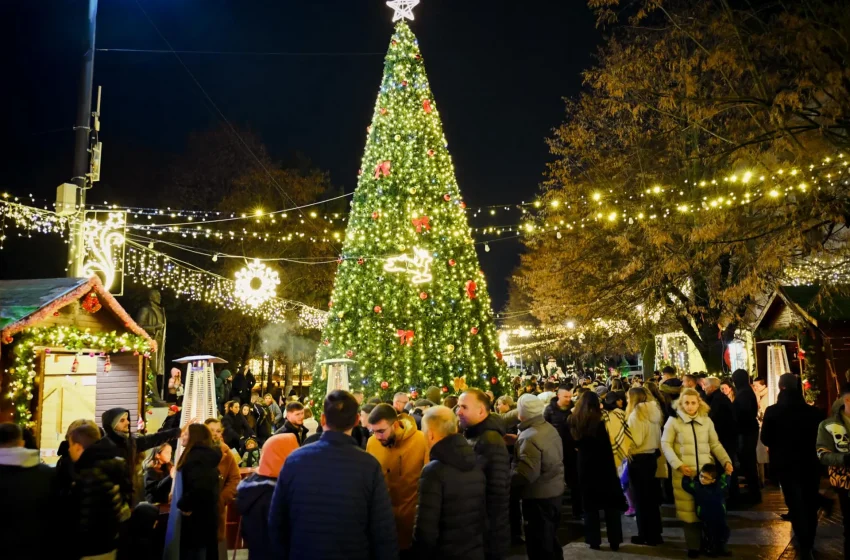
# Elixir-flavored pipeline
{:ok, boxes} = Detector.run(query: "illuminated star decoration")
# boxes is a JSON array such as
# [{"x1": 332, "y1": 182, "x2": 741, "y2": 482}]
[
  {"x1": 235, "y1": 259, "x2": 281, "y2": 308},
  {"x1": 386, "y1": 0, "x2": 420, "y2": 21}
]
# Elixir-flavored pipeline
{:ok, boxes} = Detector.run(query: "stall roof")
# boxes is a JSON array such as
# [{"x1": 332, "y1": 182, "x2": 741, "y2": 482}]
[
  {"x1": 0, "y1": 276, "x2": 155, "y2": 348},
  {"x1": 752, "y1": 284, "x2": 850, "y2": 331}
]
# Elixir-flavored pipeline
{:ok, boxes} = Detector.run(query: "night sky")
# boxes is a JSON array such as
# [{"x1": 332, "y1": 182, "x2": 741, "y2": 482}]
[{"x1": 0, "y1": 0, "x2": 599, "y2": 309}]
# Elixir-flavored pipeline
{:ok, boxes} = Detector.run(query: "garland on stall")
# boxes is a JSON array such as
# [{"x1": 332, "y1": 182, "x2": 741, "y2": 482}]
[{"x1": 5, "y1": 326, "x2": 152, "y2": 426}]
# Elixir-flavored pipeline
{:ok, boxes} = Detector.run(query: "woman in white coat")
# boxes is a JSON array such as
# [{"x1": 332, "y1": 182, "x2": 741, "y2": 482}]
[{"x1": 661, "y1": 388, "x2": 734, "y2": 558}]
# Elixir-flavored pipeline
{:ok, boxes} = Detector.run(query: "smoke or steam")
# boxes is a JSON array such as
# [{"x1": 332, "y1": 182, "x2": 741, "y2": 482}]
[{"x1": 258, "y1": 323, "x2": 317, "y2": 359}]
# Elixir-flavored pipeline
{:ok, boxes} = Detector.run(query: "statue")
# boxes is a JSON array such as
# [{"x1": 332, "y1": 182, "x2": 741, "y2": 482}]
[{"x1": 136, "y1": 289, "x2": 167, "y2": 404}]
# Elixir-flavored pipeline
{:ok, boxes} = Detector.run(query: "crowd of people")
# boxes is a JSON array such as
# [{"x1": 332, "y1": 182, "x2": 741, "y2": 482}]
[{"x1": 1, "y1": 364, "x2": 849, "y2": 560}]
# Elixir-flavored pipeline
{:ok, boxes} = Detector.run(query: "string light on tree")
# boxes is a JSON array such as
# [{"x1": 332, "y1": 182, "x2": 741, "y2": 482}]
[
  {"x1": 235, "y1": 259, "x2": 281, "y2": 308},
  {"x1": 313, "y1": 18, "x2": 507, "y2": 403}
]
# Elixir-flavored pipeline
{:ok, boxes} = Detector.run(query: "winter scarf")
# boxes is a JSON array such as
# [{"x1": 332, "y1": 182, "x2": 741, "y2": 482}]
[{"x1": 603, "y1": 408, "x2": 633, "y2": 465}]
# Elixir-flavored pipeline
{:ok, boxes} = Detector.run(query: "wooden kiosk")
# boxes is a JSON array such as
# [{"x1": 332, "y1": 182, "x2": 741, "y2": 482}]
[{"x1": 0, "y1": 276, "x2": 155, "y2": 462}]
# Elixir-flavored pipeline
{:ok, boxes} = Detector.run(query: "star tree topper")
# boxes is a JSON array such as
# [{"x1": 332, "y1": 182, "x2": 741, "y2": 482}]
[{"x1": 387, "y1": 0, "x2": 420, "y2": 21}]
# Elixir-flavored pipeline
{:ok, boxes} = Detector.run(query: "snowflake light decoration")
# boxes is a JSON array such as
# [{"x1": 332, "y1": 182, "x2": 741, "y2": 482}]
[{"x1": 235, "y1": 259, "x2": 280, "y2": 308}]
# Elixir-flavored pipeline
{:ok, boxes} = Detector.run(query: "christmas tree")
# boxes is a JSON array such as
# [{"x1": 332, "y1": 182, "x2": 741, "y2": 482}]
[{"x1": 313, "y1": 15, "x2": 506, "y2": 402}]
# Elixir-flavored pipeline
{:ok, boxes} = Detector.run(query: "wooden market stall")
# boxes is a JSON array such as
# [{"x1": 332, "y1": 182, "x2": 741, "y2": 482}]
[
  {"x1": 0, "y1": 276, "x2": 155, "y2": 463},
  {"x1": 752, "y1": 284, "x2": 850, "y2": 409}
]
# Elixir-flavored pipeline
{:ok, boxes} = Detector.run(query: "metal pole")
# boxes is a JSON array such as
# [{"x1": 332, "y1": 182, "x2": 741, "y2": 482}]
[{"x1": 69, "y1": 0, "x2": 98, "y2": 277}]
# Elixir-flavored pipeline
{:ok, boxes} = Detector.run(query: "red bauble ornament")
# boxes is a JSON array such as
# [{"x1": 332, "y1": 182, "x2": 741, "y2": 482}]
[
  {"x1": 374, "y1": 306, "x2": 382, "y2": 313},
  {"x1": 380, "y1": 107, "x2": 388, "y2": 115},
  {"x1": 419, "y1": 292, "x2": 428, "y2": 300},
  {"x1": 81, "y1": 291, "x2": 102, "y2": 314},
  {"x1": 448, "y1": 259, "x2": 456, "y2": 266},
  {"x1": 357, "y1": 168, "x2": 363, "y2": 176},
  {"x1": 470, "y1": 326, "x2": 479, "y2": 335},
  {"x1": 357, "y1": 258, "x2": 365, "y2": 265},
  {"x1": 441, "y1": 386, "x2": 449, "y2": 393},
  {"x1": 495, "y1": 350, "x2": 503, "y2": 361},
  {"x1": 372, "y1": 211, "x2": 380, "y2": 220},
  {"x1": 401, "y1": 80, "x2": 408, "y2": 87},
  {"x1": 459, "y1": 201, "x2": 466, "y2": 209},
  {"x1": 443, "y1": 194, "x2": 451, "y2": 201},
  {"x1": 422, "y1": 99, "x2": 432, "y2": 113},
  {"x1": 427, "y1": 149, "x2": 435, "y2": 157},
  {"x1": 346, "y1": 349, "x2": 354, "y2": 358},
  {"x1": 381, "y1": 381, "x2": 390, "y2": 390},
  {"x1": 803, "y1": 379, "x2": 812, "y2": 390},
  {"x1": 391, "y1": 40, "x2": 398, "y2": 46},
  {"x1": 465, "y1": 280, "x2": 478, "y2": 299},
  {"x1": 491, "y1": 377, "x2": 499, "y2": 385},
  {"x1": 53, "y1": 311, "x2": 60, "y2": 317},
  {"x1": 322, "y1": 339, "x2": 330, "y2": 346}
]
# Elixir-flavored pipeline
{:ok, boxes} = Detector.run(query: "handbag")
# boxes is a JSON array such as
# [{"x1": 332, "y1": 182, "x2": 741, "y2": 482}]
[{"x1": 655, "y1": 450, "x2": 669, "y2": 478}]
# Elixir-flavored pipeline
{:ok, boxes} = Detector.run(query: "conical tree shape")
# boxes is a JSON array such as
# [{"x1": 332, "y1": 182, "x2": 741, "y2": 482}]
[{"x1": 313, "y1": 21, "x2": 506, "y2": 401}]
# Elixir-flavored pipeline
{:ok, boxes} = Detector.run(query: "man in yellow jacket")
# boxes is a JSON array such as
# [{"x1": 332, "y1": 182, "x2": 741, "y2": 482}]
[{"x1": 367, "y1": 403, "x2": 429, "y2": 552}]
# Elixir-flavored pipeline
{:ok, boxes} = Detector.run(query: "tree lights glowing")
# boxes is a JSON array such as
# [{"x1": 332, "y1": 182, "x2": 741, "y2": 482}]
[
  {"x1": 235, "y1": 259, "x2": 281, "y2": 308},
  {"x1": 312, "y1": 21, "x2": 506, "y2": 400}
]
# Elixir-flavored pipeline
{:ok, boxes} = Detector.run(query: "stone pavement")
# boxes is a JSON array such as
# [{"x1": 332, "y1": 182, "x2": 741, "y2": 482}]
[
  {"x1": 228, "y1": 485, "x2": 844, "y2": 559},
  {"x1": 503, "y1": 486, "x2": 844, "y2": 560}
]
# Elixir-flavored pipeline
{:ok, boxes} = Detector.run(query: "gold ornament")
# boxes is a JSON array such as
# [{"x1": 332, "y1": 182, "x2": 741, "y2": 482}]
[
  {"x1": 446, "y1": 344, "x2": 455, "y2": 353},
  {"x1": 452, "y1": 376, "x2": 468, "y2": 392},
  {"x1": 409, "y1": 187, "x2": 417, "y2": 195}
]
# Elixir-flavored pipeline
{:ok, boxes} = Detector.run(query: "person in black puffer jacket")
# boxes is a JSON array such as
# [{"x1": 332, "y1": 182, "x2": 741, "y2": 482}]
[
  {"x1": 222, "y1": 401, "x2": 255, "y2": 449},
  {"x1": 731, "y1": 369, "x2": 762, "y2": 503},
  {"x1": 415, "y1": 406, "x2": 486, "y2": 559},
  {"x1": 458, "y1": 389, "x2": 510, "y2": 560},
  {"x1": 544, "y1": 385, "x2": 581, "y2": 517},
  {"x1": 67, "y1": 421, "x2": 133, "y2": 559},
  {"x1": 172, "y1": 424, "x2": 222, "y2": 560}
]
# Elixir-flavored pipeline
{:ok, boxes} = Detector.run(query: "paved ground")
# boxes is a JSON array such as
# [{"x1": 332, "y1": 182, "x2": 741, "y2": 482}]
[
  {"x1": 504, "y1": 485, "x2": 844, "y2": 560},
  {"x1": 229, "y1": 484, "x2": 844, "y2": 559}
]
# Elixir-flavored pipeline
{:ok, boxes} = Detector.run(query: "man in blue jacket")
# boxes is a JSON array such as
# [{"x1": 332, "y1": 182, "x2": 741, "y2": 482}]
[{"x1": 268, "y1": 390, "x2": 397, "y2": 560}]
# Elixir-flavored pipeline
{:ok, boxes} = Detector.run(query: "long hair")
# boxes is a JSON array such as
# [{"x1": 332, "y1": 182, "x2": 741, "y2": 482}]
[
  {"x1": 643, "y1": 381, "x2": 665, "y2": 405},
  {"x1": 145, "y1": 442, "x2": 172, "y2": 470},
  {"x1": 569, "y1": 391, "x2": 603, "y2": 440},
  {"x1": 624, "y1": 387, "x2": 648, "y2": 420},
  {"x1": 177, "y1": 424, "x2": 214, "y2": 470}
]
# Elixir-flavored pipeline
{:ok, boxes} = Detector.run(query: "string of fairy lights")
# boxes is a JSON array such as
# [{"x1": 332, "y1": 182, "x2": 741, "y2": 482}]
[{"x1": 2, "y1": 152, "x2": 849, "y2": 321}]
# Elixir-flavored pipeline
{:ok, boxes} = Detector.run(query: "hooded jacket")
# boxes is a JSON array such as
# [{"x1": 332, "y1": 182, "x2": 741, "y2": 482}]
[
  {"x1": 72, "y1": 437, "x2": 133, "y2": 557},
  {"x1": 512, "y1": 415, "x2": 565, "y2": 500},
  {"x1": 761, "y1": 388, "x2": 822, "y2": 477},
  {"x1": 0, "y1": 446, "x2": 58, "y2": 558},
  {"x1": 731, "y1": 370, "x2": 759, "y2": 436},
  {"x1": 222, "y1": 408, "x2": 255, "y2": 449},
  {"x1": 413, "y1": 434, "x2": 486, "y2": 559},
  {"x1": 215, "y1": 369, "x2": 232, "y2": 405},
  {"x1": 661, "y1": 402, "x2": 732, "y2": 523},
  {"x1": 367, "y1": 413, "x2": 429, "y2": 550},
  {"x1": 101, "y1": 407, "x2": 181, "y2": 503},
  {"x1": 705, "y1": 389, "x2": 738, "y2": 453},
  {"x1": 463, "y1": 413, "x2": 510, "y2": 560}
]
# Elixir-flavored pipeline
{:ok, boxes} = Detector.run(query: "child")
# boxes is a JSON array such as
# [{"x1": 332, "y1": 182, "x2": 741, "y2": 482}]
[
  {"x1": 682, "y1": 463, "x2": 730, "y2": 556},
  {"x1": 241, "y1": 436, "x2": 261, "y2": 468}
]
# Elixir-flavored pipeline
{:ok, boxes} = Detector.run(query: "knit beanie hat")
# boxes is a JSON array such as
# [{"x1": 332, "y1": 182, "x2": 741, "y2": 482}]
[
  {"x1": 517, "y1": 393, "x2": 544, "y2": 419},
  {"x1": 425, "y1": 386, "x2": 442, "y2": 404},
  {"x1": 258, "y1": 433, "x2": 299, "y2": 478},
  {"x1": 111, "y1": 411, "x2": 130, "y2": 439}
]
